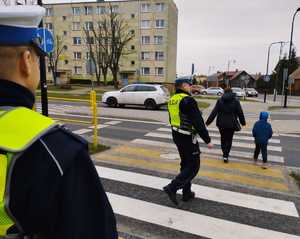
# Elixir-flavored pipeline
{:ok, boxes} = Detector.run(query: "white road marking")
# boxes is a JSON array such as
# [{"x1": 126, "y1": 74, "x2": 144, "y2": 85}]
[
  {"x1": 72, "y1": 128, "x2": 92, "y2": 135},
  {"x1": 157, "y1": 128, "x2": 280, "y2": 144},
  {"x1": 145, "y1": 133, "x2": 282, "y2": 152},
  {"x1": 104, "y1": 121, "x2": 122, "y2": 125},
  {"x1": 280, "y1": 133, "x2": 300, "y2": 138},
  {"x1": 97, "y1": 166, "x2": 298, "y2": 217},
  {"x1": 108, "y1": 193, "x2": 300, "y2": 239},
  {"x1": 88, "y1": 125, "x2": 109, "y2": 129},
  {"x1": 131, "y1": 139, "x2": 284, "y2": 163}
]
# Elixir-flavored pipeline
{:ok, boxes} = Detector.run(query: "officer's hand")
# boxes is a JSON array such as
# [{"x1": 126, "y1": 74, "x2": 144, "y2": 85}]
[{"x1": 207, "y1": 143, "x2": 214, "y2": 149}]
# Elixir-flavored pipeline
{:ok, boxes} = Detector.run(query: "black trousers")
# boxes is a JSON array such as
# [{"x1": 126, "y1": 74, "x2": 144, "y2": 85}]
[
  {"x1": 254, "y1": 143, "x2": 268, "y2": 163},
  {"x1": 169, "y1": 131, "x2": 200, "y2": 194},
  {"x1": 219, "y1": 128, "x2": 235, "y2": 158}
]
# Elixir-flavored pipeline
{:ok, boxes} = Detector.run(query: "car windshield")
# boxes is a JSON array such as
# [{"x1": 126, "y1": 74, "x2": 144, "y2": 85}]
[
  {"x1": 232, "y1": 88, "x2": 243, "y2": 92},
  {"x1": 160, "y1": 86, "x2": 170, "y2": 95},
  {"x1": 247, "y1": 88, "x2": 256, "y2": 91}
]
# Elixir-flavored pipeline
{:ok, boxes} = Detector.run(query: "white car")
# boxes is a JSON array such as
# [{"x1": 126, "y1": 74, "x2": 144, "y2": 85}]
[
  {"x1": 245, "y1": 88, "x2": 258, "y2": 97},
  {"x1": 102, "y1": 84, "x2": 170, "y2": 110},
  {"x1": 232, "y1": 87, "x2": 246, "y2": 97},
  {"x1": 201, "y1": 87, "x2": 224, "y2": 96}
]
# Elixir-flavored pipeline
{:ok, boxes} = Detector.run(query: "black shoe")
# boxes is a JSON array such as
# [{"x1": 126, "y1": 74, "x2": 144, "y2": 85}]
[
  {"x1": 182, "y1": 191, "x2": 195, "y2": 202},
  {"x1": 163, "y1": 186, "x2": 178, "y2": 206},
  {"x1": 223, "y1": 157, "x2": 229, "y2": 163}
]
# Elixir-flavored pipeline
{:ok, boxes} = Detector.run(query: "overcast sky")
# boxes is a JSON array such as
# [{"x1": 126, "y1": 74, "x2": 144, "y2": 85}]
[{"x1": 41, "y1": 0, "x2": 300, "y2": 76}]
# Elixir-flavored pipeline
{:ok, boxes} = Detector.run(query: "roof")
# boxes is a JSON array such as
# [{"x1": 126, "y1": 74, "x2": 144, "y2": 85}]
[{"x1": 289, "y1": 67, "x2": 300, "y2": 80}]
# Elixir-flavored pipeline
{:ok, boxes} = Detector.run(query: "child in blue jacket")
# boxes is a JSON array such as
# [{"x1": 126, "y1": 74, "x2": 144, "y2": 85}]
[{"x1": 252, "y1": 112, "x2": 273, "y2": 169}]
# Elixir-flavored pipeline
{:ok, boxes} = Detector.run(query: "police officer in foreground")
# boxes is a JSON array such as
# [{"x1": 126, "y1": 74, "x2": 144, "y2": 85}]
[
  {"x1": 0, "y1": 6, "x2": 117, "y2": 239},
  {"x1": 163, "y1": 77, "x2": 213, "y2": 206}
]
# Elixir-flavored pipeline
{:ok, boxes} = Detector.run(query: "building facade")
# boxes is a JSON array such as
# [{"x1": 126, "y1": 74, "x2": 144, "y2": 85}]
[{"x1": 44, "y1": 0, "x2": 178, "y2": 84}]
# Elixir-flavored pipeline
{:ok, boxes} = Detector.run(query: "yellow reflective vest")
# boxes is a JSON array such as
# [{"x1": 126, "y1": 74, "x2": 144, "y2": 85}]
[{"x1": 0, "y1": 107, "x2": 57, "y2": 236}]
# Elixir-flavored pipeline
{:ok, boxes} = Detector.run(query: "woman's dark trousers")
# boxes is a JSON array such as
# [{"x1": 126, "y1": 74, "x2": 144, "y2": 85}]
[{"x1": 219, "y1": 128, "x2": 235, "y2": 158}]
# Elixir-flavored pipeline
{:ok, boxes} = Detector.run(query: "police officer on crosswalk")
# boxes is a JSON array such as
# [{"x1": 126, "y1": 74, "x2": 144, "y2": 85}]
[
  {"x1": 163, "y1": 77, "x2": 213, "y2": 205},
  {"x1": 0, "y1": 5, "x2": 117, "y2": 239}
]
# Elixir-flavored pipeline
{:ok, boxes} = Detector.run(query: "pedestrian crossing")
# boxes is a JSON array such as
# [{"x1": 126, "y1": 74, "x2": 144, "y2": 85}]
[
  {"x1": 131, "y1": 125, "x2": 284, "y2": 164},
  {"x1": 95, "y1": 164, "x2": 300, "y2": 239}
]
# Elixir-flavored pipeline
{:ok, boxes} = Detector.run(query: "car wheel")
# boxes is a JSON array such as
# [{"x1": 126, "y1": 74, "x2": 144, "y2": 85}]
[
  {"x1": 107, "y1": 97, "x2": 118, "y2": 107},
  {"x1": 144, "y1": 99, "x2": 157, "y2": 110},
  {"x1": 193, "y1": 91, "x2": 200, "y2": 95},
  {"x1": 202, "y1": 91, "x2": 207, "y2": 95},
  {"x1": 217, "y1": 92, "x2": 222, "y2": 96}
]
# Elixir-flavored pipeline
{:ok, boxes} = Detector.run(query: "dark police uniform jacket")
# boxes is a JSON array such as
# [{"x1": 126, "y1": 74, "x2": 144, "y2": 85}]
[
  {"x1": 0, "y1": 79, "x2": 118, "y2": 239},
  {"x1": 174, "y1": 89, "x2": 211, "y2": 145}
]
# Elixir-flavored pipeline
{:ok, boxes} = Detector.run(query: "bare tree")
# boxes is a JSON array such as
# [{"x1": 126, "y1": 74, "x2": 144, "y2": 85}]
[
  {"x1": 48, "y1": 35, "x2": 65, "y2": 86},
  {"x1": 106, "y1": 4, "x2": 134, "y2": 88},
  {"x1": 1, "y1": 0, "x2": 11, "y2": 5}
]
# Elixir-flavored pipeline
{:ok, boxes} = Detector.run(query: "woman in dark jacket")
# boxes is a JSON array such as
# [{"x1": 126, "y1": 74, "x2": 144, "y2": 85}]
[{"x1": 206, "y1": 88, "x2": 246, "y2": 163}]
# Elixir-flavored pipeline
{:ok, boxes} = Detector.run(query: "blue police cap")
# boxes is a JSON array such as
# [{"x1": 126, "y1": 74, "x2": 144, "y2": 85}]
[
  {"x1": 0, "y1": 6, "x2": 54, "y2": 56},
  {"x1": 175, "y1": 76, "x2": 193, "y2": 86}
]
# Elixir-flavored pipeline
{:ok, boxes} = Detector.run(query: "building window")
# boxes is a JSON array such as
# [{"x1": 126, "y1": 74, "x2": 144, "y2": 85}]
[
  {"x1": 86, "y1": 37, "x2": 94, "y2": 44},
  {"x1": 63, "y1": 31, "x2": 67, "y2": 36},
  {"x1": 131, "y1": 61, "x2": 135, "y2": 65},
  {"x1": 84, "y1": 6, "x2": 93, "y2": 15},
  {"x1": 141, "y1": 36, "x2": 150, "y2": 44},
  {"x1": 74, "y1": 66, "x2": 82, "y2": 74},
  {"x1": 62, "y1": 16, "x2": 67, "y2": 21},
  {"x1": 74, "y1": 52, "x2": 82, "y2": 60},
  {"x1": 155, "y1": 67, "x2": 164, "y2": 76},
  {"x1": 72, "y1": 22, "x2": 81, "y2": 31},
  {"x1": 131, "y1": 45, "x2": 135, "y2": 50},
  {"x1": 141, "y1": 3, "x2": 151, "y2": 12},
  {"x1": 141, "y1": 20, "x2": 151, "y2": 29},
  {"x1": 45, "y1": 23, "x2": 53, "y2": 30},
  {"x1": 45, "y1": 8, "x2": 53, "y2": 16},
  {"x1": 84, "y1": 21, "x2": 94, "y2": 31},
  {"x1": 131, "y1": 14, "x2": 135, "y2": 19},
  {"x1": 141, "y1": 67, "x2": 150, "y2": 75},
  {"x1": 141, "y1": 52, "x2": 151, "y2": 60},
  {"x1": 72, "y1": 7, "x2": 81, "y2": 16},
  {"x1": 65, "y1": 60, "x2": 69, "y2": 65},
  {"x1": 73, "y1": 37, "x2": 81, "y2": 45},
  {"x1": 63, "y1": 45, "x2": 68, "y2": 50},
  {"x1": 155, "y1": 51, "x2": 164, "y2": 61},
  {"x1": 154, "y1": 35, "x2": 163, "y2": 44},
  {"x1": 156, "y1": 19, "x2": 165, "y2": 28},
  {"x1": 86, "y1": 52, "x2": 90, "y2": 60},
  {"x1": 112, "y1": 5, "x2": 119, "y2": 13},
  {"x1": 97, "y1": 6, "x2": 106, "y2": 14},
  {"x1": 156, "y1": 3, "x2": 165, "y2": 12}
]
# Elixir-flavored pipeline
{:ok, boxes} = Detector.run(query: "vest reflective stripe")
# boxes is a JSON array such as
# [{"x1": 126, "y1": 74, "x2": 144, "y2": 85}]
[
  {"x1": 168, "y1": 93, "x2": 189, "y2": 128},
  {"x1": 0, "y1": 107, "x2": 57, "y2": 236}
]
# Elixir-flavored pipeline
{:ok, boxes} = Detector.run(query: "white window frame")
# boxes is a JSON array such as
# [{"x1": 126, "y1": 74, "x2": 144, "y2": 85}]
[
  {"x1": 84, "y1": 21, "x2": 93, "y2": 31},
  {"x1": 156, "y1": 19, "x2": 165, "y2": 28},
  {"x1": 72, "y1": 7, "x2": 81, "y2": 16},
  {"x1": 154, "y1": 35, "x2": 163, "y2": 45},
  {"x1": 45, "y1": 23, "x2": 53, "y2": 30},
  {"x1": 86, "y1": 52, "x2": 91, "y2": 60},
  {"x1": 141, "y1": 67, "x2": 150, "y2": 75},
  {"x1": 112, "y1": 5, "x2": 119, "y2": 13},
  {"x1": 141, "y1": 3, "x2": 151, "y2": 13},
  {"x1": 156, "y1": 3, "x2": 165, "y2": 12},
  {"x1": 72, "y1": 22, "x2": 81, "y2": 31},
  {"x1": 74, "y1": 52, "x2": 82, "y2": 60},
  {"x1": 155, "y1": 67, "x2": 164, "y2": 76},
  {"x1": 155, "y1": 51, "x2": 164, "y2": 61},
  {"x1": 46, "y1": 8, "x2": 53, "y2": 17},
  {"x1": 97, "y1": 6, "x2": 106, "y2": 14},
  {"x1": 84, "y1": 6, "x2": 93, "y2": 15},
  {"x1": 74, "y1": 66, "x2": 82, "y2": 74},
  {"x1": 73, "y1": 37, "x2": 81, "y2": 45},
  {"x1": 141, "y1": 36, "x2": 150, "y2": 45},
  {"x1": 141, "y1": 20, "x2": 151, "y2": 29},
  {"x1": 141, "y1": 52, "x2": 151, "y2": 60}
]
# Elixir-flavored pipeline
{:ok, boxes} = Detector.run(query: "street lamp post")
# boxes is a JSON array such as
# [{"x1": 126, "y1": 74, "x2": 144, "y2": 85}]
[
  {"x1": 226, "y1": 59, "x2": 236, "y2": 88},
  {"x1": 264, "y1": 41, "x2": 286, "y2": 103},
  {"x1": 284, "y1": 8, "x2": 300, "y2": 108},
  {"x1": 37, "y1": 0, "x2": 48, "y2": 116}
]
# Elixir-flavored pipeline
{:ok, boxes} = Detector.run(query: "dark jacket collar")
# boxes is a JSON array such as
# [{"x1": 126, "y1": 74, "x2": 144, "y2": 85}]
[
  {"x1": 175, "y1": 88, "x2": 191, "y2": 96},
  {"x1": 0, "y1": 79, "x2": 35, "y2": 109}
]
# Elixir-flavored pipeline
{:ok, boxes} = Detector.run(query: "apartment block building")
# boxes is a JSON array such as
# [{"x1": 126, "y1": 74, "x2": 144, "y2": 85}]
[{"x1": 44, "y1": 0, "x2": 178, "y2": 84}]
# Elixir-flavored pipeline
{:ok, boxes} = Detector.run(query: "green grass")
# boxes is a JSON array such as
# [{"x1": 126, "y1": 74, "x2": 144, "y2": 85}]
[
  {"x1": 290, "y1": 172, "x2": 300, "y2": 190},
  {"x1": 197, "y1": 101, "x2": 210, "y2": 109},
  {"x1": 268, "y1": 106, "x2": 300, "y2": 111},
  {"x1": 89, "y1": 143, "x2": 110, "y2": 155}
]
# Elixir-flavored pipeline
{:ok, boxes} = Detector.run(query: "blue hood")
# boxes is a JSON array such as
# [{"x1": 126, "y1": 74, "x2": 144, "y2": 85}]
[{"x1": 260, "y1": 111, "x2": 269, "y2": 121}]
